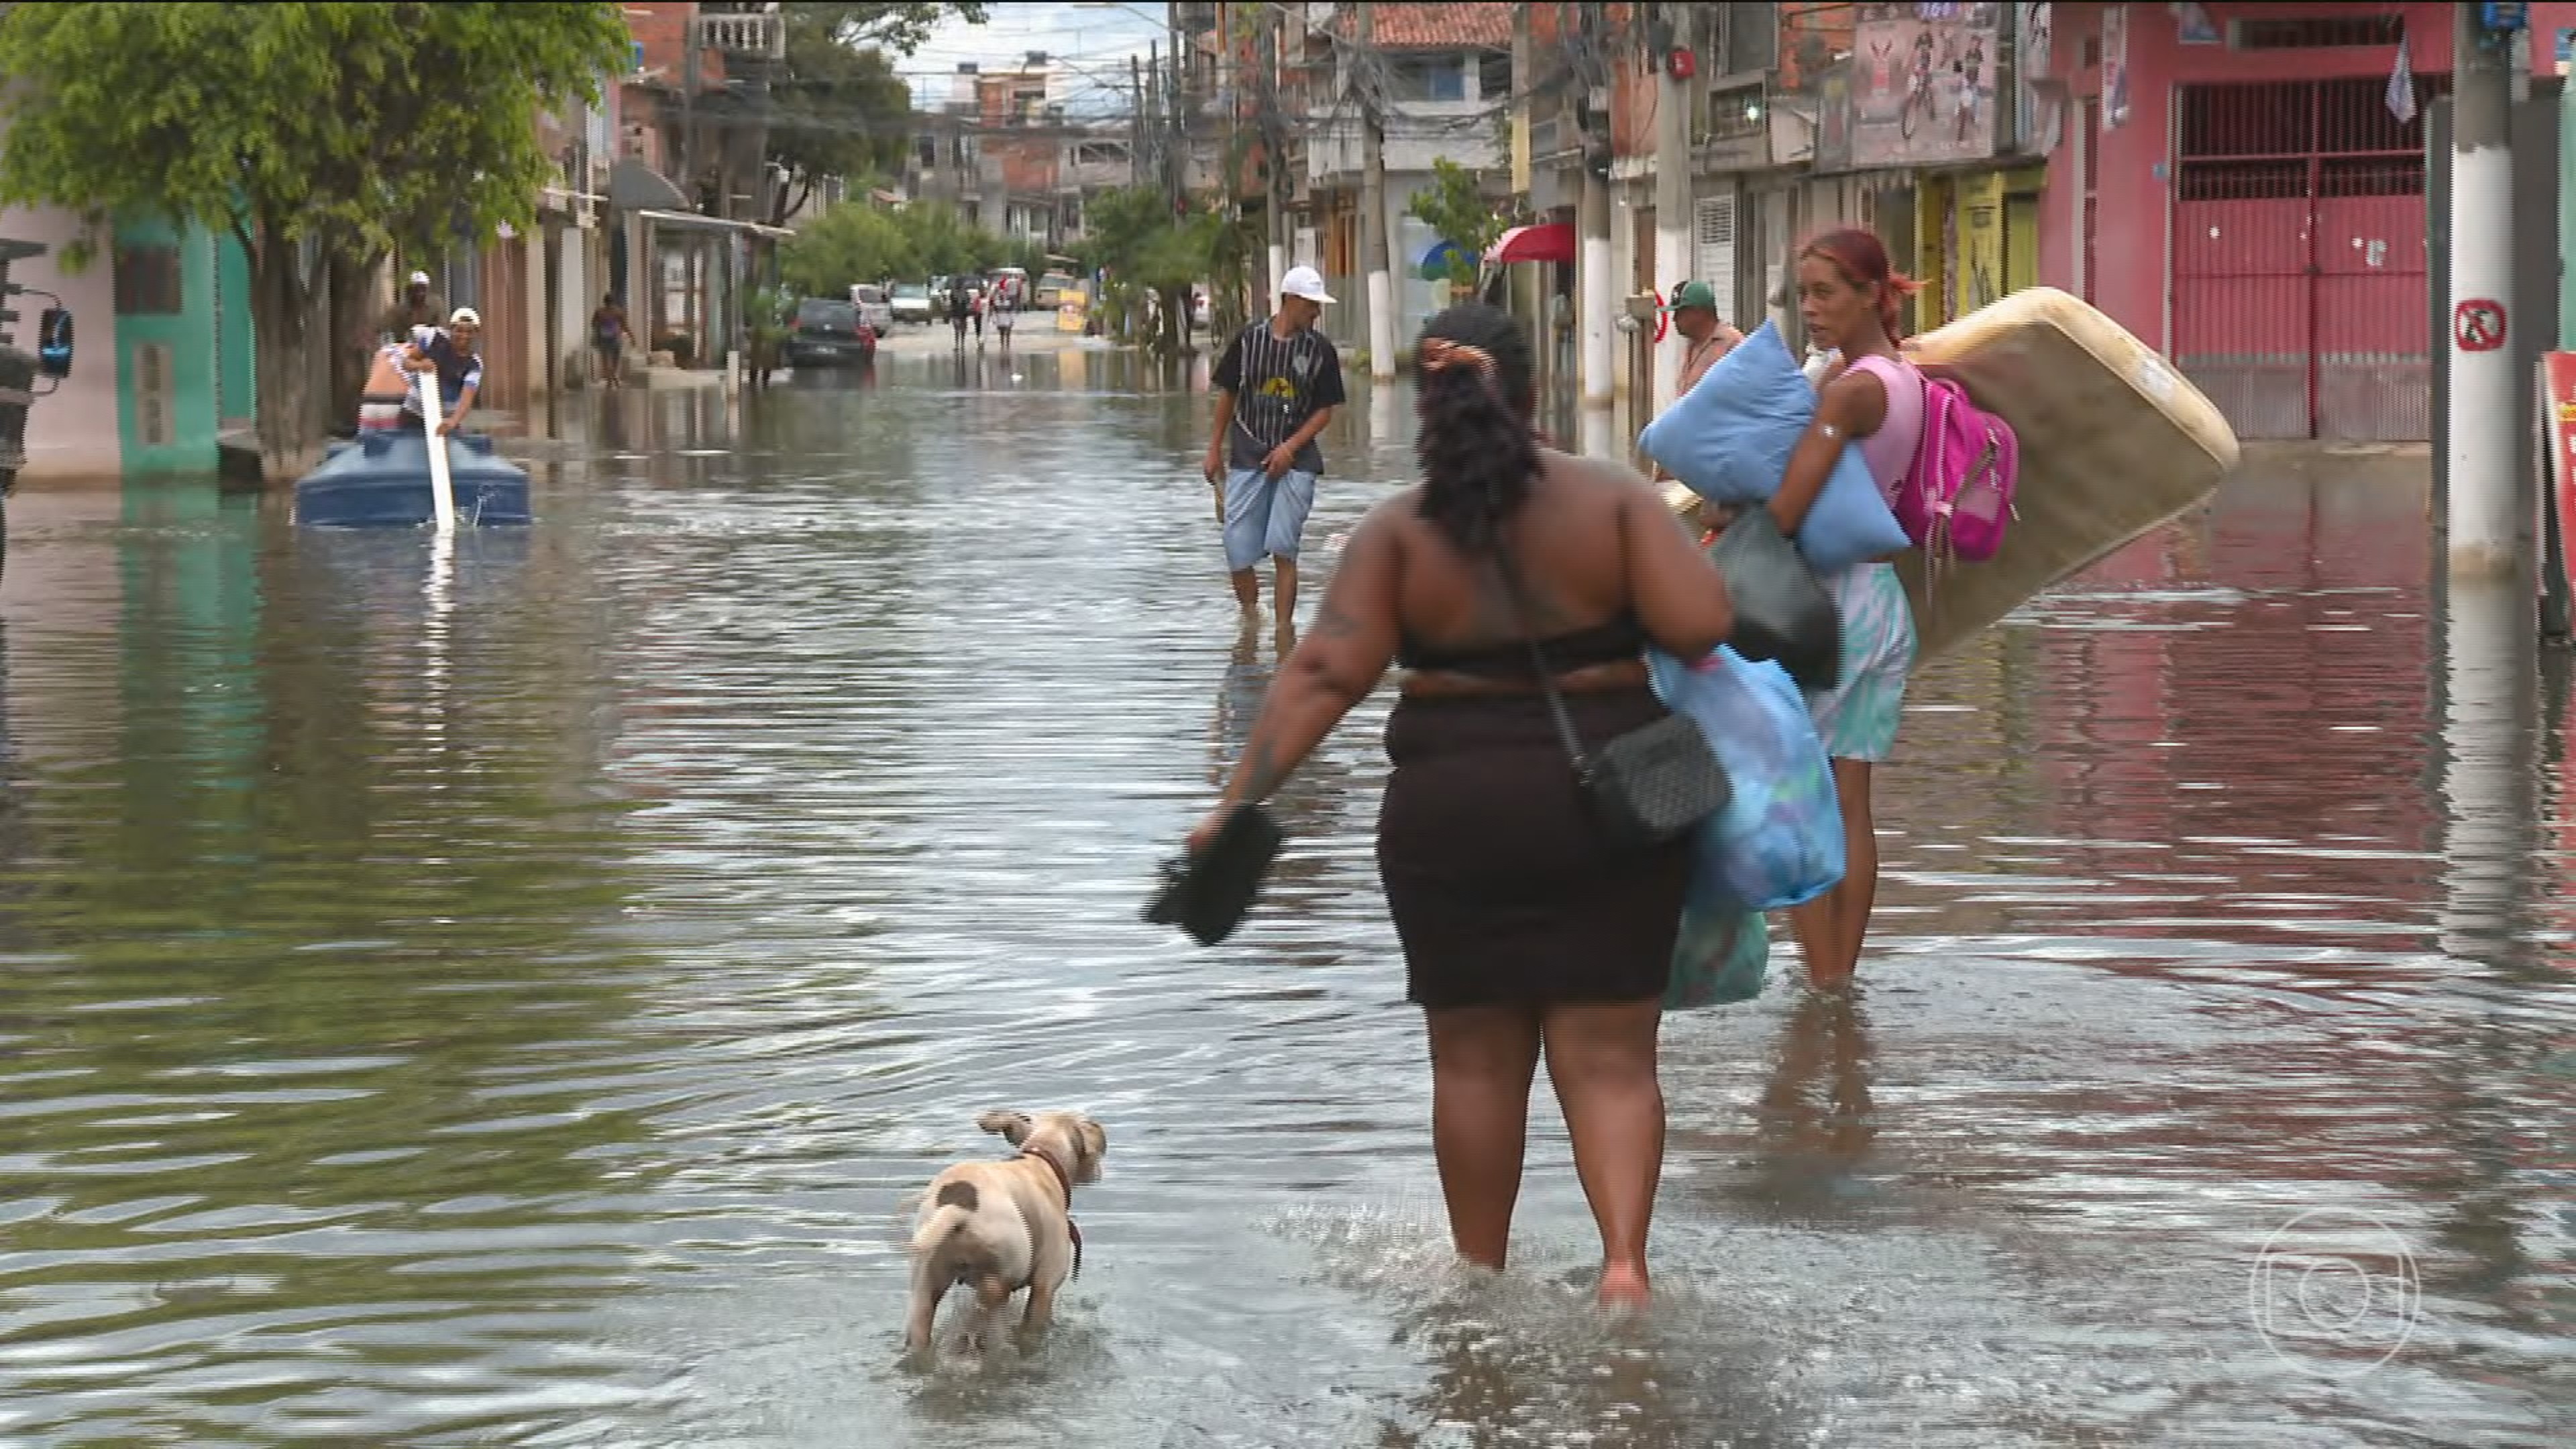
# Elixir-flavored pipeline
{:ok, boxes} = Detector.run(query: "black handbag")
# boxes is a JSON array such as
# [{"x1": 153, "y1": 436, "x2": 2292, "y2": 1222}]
[
  {"x1": 1706, "y1": 507, "x2": 1842, "y2": 693},
  {"x1": 1494, "y1": 551, "x2": 1730, "y2": 851},
  {"x1": 1144, "y1": 802, "x2": 1284, "y2": 947}
]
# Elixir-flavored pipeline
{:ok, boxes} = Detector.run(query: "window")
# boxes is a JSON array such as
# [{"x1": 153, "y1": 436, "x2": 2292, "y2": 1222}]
[
  {"x1": 1389, "y1": 54, "x2": 1467, "y2": 103},
  {"x1": 917, "y1": 134, "x2": 937, "y2": 170},
  {"x1": 1477, "y1": 51, "x2": 1511, "y2": 102},
  {"x1": 113, "y1": 244, "x2": 182, "y2": 315}
]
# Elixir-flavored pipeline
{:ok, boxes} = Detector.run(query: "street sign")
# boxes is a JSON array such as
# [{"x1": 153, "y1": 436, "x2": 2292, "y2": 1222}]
[{"x1": 2457, "y1": 298, "x2": 2508, "y2": 353}]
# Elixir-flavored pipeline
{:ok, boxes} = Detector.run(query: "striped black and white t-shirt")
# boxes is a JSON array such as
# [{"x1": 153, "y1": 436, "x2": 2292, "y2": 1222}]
[{"x1": 1213, "y1": 319, "x2": 1347, "y2": 473}]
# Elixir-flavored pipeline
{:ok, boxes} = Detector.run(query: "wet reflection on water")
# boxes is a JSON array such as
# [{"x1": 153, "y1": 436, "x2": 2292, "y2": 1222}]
[{"x1": 0, "y1": 360, "x2": 2567, "y2": 1446}]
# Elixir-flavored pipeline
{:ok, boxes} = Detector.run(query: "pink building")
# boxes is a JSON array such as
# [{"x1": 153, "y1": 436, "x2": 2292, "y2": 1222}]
[{"x1": 2032, "y1": 3, "x2": 2576, "y2": 442}]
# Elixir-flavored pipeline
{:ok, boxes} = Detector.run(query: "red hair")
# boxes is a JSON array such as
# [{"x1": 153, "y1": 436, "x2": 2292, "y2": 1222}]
[{"x1": 1800, "y1": 227, "x2": 1921, "y2": 339}]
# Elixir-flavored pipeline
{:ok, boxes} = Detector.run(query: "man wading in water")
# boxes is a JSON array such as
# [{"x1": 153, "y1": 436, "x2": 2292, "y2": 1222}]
[{"x1": 1203, "y1": 266, "x2": 1346, "y2": 642}]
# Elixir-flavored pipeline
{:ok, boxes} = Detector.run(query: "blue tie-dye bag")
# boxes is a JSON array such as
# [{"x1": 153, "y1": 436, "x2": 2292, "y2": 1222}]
[{"x1": 1653, "y1": 643, "x2": 1845, "y2": 894}]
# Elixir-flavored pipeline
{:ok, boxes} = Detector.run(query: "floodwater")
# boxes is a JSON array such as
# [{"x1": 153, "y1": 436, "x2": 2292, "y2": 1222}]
[{"x1": 0, "y1": 348, "x2": 2567, "y2": 1447}]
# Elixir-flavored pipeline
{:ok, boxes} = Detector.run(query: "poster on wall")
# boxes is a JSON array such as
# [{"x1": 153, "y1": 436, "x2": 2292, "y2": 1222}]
[
  {"x1": 2102, "y1": 3, "x2": 2130, "y2": 130},
  {"x1": 1817, "y1": 62, "x2": 1854, "y2": 172},
  {"x1": 1849, "y1": 3, "x2": 2006, "y2": 168},
  {"x1": 1951, "y1": 171, "x2": 2006, "y2": 317},
  {"x1": 2013, "y1": 3, "x2": 2061, "y2": 155}
]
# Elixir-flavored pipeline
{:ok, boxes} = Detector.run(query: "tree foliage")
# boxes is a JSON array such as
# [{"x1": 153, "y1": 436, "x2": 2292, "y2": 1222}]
[
  {"x1": 777, "y1": 199, "x2": 1038, "y2": 297},
  {"x1": 763, "y1": 4, "x2": 974, "y2": 225},
  {"x1": 1082, "y1": 187, "x2": 1224, "y2": 354},
  {"x1": 1407, "y1": 157, "x2": 1507, "y2": 288},
  {"x1": 0, "y1": 1, "x2": 629, "y2": 468}
]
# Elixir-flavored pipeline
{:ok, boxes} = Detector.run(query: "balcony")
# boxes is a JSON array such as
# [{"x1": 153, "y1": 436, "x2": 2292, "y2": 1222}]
[{"x1": 694, "y1": 6, "x2": 784, "y2": 61}]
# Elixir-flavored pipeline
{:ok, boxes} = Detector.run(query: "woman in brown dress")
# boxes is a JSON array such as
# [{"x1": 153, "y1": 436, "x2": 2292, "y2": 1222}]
[{"x1": 1189, "y1": 303, "x2": 1733, "y2": 1306}]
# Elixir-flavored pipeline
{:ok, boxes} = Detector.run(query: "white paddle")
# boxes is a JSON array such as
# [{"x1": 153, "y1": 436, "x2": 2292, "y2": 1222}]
[{"x1": 417, "y1": 365, "x2": 456, "y2": 533}]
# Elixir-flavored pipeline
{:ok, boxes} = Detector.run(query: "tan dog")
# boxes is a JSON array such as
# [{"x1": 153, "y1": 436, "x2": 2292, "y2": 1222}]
[{"x1": 904, "y1": 1108, "x2": 1107, "y2": 1358}]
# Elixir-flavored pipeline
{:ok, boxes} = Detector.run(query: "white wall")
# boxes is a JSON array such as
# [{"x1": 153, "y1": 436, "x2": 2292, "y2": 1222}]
[{"x1": 1, "y1": 204, "x2": 121, "y2": 482}]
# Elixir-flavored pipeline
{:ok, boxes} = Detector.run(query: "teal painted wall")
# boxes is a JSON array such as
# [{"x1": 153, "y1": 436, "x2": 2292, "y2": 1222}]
[{"x1": 111, "y1": 215, "x2": 223, "y2": 476}]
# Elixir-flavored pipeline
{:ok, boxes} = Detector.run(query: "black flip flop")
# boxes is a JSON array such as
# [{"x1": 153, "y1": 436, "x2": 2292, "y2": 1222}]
[{"x1": 1144, "y1": 804, "x2": 1284, "y2": 947}]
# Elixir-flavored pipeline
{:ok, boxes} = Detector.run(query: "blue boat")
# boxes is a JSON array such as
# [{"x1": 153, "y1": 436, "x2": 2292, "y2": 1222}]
[{"x1": 293, "y1": 431, "x2": 533, "y2": 529}]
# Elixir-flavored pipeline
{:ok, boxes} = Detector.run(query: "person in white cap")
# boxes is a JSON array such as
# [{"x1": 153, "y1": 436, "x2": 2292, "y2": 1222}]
[
  {"x1": 379, "y1": 268, "x2": 445, "y2": 345},
  {"x1": 401, "y1": 307, "x2": 484, "y2": 435},
  {"x1": 1205, "y1": 264, "x2": 1346, "y2": 636}
]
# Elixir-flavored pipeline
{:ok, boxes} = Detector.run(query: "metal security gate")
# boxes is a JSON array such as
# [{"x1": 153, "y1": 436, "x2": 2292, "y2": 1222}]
[{"x1": 2171, "y1": 74, "x2": 2444, "y2": 441}]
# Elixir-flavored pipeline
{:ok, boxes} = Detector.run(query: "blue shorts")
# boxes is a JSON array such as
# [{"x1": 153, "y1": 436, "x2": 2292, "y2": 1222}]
[{"x1": 1222, "y1": 466, "x2": 1317, "y2": 572}]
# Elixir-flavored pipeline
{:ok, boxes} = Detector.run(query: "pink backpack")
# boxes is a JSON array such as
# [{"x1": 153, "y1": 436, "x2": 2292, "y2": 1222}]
[{"x1": 1894, "y1": 374, "x2": 2020, "y2": 565}]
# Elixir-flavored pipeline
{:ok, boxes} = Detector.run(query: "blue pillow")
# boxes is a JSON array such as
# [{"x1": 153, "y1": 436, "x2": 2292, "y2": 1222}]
[{"x1": 1639, "y1": 320, "x2": 1910, "y2": 573}]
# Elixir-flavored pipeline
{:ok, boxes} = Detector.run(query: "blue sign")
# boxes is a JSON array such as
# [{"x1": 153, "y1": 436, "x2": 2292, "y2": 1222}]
[{"x1": 2483, "y1": 2, "x2": 2530, "y2": 34}]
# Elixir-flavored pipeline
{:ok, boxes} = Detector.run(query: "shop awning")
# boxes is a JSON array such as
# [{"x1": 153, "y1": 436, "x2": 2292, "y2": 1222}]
[
  {"x1": 637, "y1": 208, "x2": 757, "y2": 234},
  {"x1": 1487, "y1": 223, "x2": 1576, "y2": 266},
  {"x1": 608, "y1": 158, "x2": 691, "y2": 211},
  {"x1": 1415, "y1": 237, "x2": 1470, "y2": 280}
]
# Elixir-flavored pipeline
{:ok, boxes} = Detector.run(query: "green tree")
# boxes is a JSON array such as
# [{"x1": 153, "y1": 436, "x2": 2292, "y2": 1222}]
[
  {"x1": 763, "y1": 4, "x2": 983, "y2": 226},
  {"x1": 1407, "y1": 157, "x2": 1508, "y2": 289},
  {"x1": 0, "y1": 2, "x2": 627, "y2": 474},
  {"x1": 778, "y1": 201, "x2": 919, "y2": 295},
  {"x1": 1085, "y1": 186, "x2": 1222, "y2": 356}
]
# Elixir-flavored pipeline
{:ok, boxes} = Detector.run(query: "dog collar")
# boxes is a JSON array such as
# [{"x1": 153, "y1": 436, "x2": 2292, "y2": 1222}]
[{"x1": 1018, "y1": 1146, "x2": 1082, "y2": 1276}]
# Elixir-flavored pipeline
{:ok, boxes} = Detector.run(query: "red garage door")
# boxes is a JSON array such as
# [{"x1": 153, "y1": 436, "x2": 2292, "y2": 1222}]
[{"x1": 2172, "y1": 75, "x2": 2443, "y2": 442}]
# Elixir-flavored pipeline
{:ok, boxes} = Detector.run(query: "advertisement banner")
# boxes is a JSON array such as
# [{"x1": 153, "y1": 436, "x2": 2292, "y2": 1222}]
[
  {"x1": 2103, "y1": 2, "x2": 2131, "y2": 129},
  {"x1": 1817, "y1": 62, "x2": 1854, "y2": 172},
  {"x1": 2013, "y1": 3, "x2": 2061, "y2": 155},
  {"x1": 2541, "y1": 354, "x2": 2576, "y2": 597},
  {"x1": 1850, "y1": 3, "x2": 2005, "y2": 169}
]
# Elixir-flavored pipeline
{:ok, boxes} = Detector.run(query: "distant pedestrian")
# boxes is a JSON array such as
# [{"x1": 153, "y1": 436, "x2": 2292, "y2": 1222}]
[
  {"x1": 1650, "y1": 280, "x2": 1746, "y2": 490},
  {"x1": 590, "y1": 292, "x2": 633, "y2": 388},
  {"x1": 379, "y1": 269, "x2": 444, "y2": 345},
  {"x1": 994, "y1": 290, "x2": 1016, "y2": 353},
  {"x1": 1204, "y1": 264, "x2": 1345, "y2": 634},
  {"x1": 972, "y1": 286, "x2": 987, "y2": 345},
  {"x1": 950, "y1": 283, "x2": 971, "y2": 347}
]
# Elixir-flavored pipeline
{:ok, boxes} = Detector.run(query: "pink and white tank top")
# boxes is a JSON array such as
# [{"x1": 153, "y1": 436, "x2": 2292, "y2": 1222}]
[{"x1": 1840, "y1": 353, "x2": 1925, "y2": 506}]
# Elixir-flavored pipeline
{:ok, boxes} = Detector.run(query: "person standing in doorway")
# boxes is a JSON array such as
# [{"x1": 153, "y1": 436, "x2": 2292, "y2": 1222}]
[{"x1": 1203, "y1": 264, "x2": 1346, "y2": 639}]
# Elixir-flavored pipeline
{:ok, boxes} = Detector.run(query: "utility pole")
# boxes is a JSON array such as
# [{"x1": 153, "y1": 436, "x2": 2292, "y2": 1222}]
[
  {"x1": 1262, "y1": 15, "x2": 1287, "y2": 313},
  {"x1": 1132, "y1": 53, "x2": 1147, "y2": 186},
  {"x1": 2449, "y1": 2, "x2": 2519, "y2": 580},
  {"x1": 1651, "y1": 2, "x2": 1691, "y2": 417},
  {"x1": 1577, "y1": 2, "x2": 1615, "y2": 457},
  {"x1": 1359, "y1": 1, "x2": 1396, "y2": 381}
]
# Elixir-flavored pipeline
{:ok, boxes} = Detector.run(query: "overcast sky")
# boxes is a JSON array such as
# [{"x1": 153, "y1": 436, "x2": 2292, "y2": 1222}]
[{"x1": 900, "y1": 3, "x2": 1167, "y2": 117}]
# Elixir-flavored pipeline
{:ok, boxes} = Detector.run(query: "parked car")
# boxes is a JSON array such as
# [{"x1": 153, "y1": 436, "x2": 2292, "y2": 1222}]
[
  {"x1": 1034, "y1": 270, "x2": 1077, "y2": 309},
  {"x1": 890, "y1": 281, "x2": 932, "y2": 325},
  {"x1": 848, "y1": 283, "x2": 895, "y2": 336},
  {"x1": 787, "y1": 298, "x2": 876, "y2": 368}
]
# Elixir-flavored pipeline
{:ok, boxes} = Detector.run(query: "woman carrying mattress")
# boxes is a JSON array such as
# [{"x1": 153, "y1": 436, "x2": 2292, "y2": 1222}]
[{"x1": 1764, "y1": 227, "x2": 1925, "y2": 989}]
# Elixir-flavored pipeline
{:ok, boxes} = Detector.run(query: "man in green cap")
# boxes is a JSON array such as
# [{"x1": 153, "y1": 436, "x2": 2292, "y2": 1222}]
[
  {"x1": 1652, "y1": 280, "x2": 1747, "y2": 494},
  {"x1": 1668, "y1": 279, "x2": 1744, "y2": 397}
]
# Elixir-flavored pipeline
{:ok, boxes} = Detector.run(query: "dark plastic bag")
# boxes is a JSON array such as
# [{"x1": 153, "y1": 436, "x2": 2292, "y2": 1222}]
[{"x1": 1707, "y1": 508, "x2": 1841, "y2": 693}]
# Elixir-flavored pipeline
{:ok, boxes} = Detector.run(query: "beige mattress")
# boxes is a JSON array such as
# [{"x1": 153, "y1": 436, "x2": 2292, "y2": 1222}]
[
  {"x1": 1895, "y1": 286, "x2": 2239, "y2": 658},
  {"x1": 1662, "y1": 288, "x2": 2239, "y2": 661}
]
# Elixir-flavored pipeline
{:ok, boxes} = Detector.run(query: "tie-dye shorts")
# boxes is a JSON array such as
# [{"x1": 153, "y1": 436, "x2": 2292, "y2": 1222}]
[{"x1": 1805, "y1": 559, "x2": 1916, "y2": 763}]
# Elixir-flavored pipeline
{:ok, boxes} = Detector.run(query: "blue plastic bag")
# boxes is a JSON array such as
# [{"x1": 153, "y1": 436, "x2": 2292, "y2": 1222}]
[
  {"x1": 1635, "y1": 320, "x2": 1911, "y2": 574},
  {"x1": 1666, "y1": 896, "x2": 1768, "y2": 1010},
  {"x1": 1648, "y1": 646, "x2": 1846, "y2": 912}
]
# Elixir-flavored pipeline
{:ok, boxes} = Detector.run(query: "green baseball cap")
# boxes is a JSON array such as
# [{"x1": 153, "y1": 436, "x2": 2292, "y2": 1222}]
[{"x1": 1669, "y1": 280, "x2": 1719, "y2": 313}]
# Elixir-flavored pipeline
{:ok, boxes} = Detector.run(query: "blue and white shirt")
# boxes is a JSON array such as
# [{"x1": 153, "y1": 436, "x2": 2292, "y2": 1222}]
[{"x1": 407, "y1": 325, "x2": 483, "y2": 411}]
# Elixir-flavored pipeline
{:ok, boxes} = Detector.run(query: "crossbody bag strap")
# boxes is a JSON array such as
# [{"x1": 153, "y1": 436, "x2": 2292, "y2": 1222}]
[{"x1": 1489, "y1": 544, "x2": 1595, "y2": 784}]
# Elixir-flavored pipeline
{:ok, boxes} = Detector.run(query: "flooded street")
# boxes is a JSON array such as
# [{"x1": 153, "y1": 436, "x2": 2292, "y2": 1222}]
[{"x1": 0, "y1": 350, "x2": 2568, "y2": 1447}]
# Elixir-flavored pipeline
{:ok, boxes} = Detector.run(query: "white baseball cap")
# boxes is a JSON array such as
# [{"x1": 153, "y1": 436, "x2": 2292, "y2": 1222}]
[
  {"x1": 1281, "y1": 265, "x2": 1334, "y2": 305},
  {"x1": 409, "y1": 270, "x2": 433, "y2": 288},
  {"x1": 447, "y1": 307, "x2": 482, "y2": 328}
]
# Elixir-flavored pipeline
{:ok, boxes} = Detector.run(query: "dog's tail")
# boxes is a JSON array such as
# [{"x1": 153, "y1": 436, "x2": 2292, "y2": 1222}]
[{"x1": 910, "y1": 1181, "x2": 979, "y2": 1260}]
